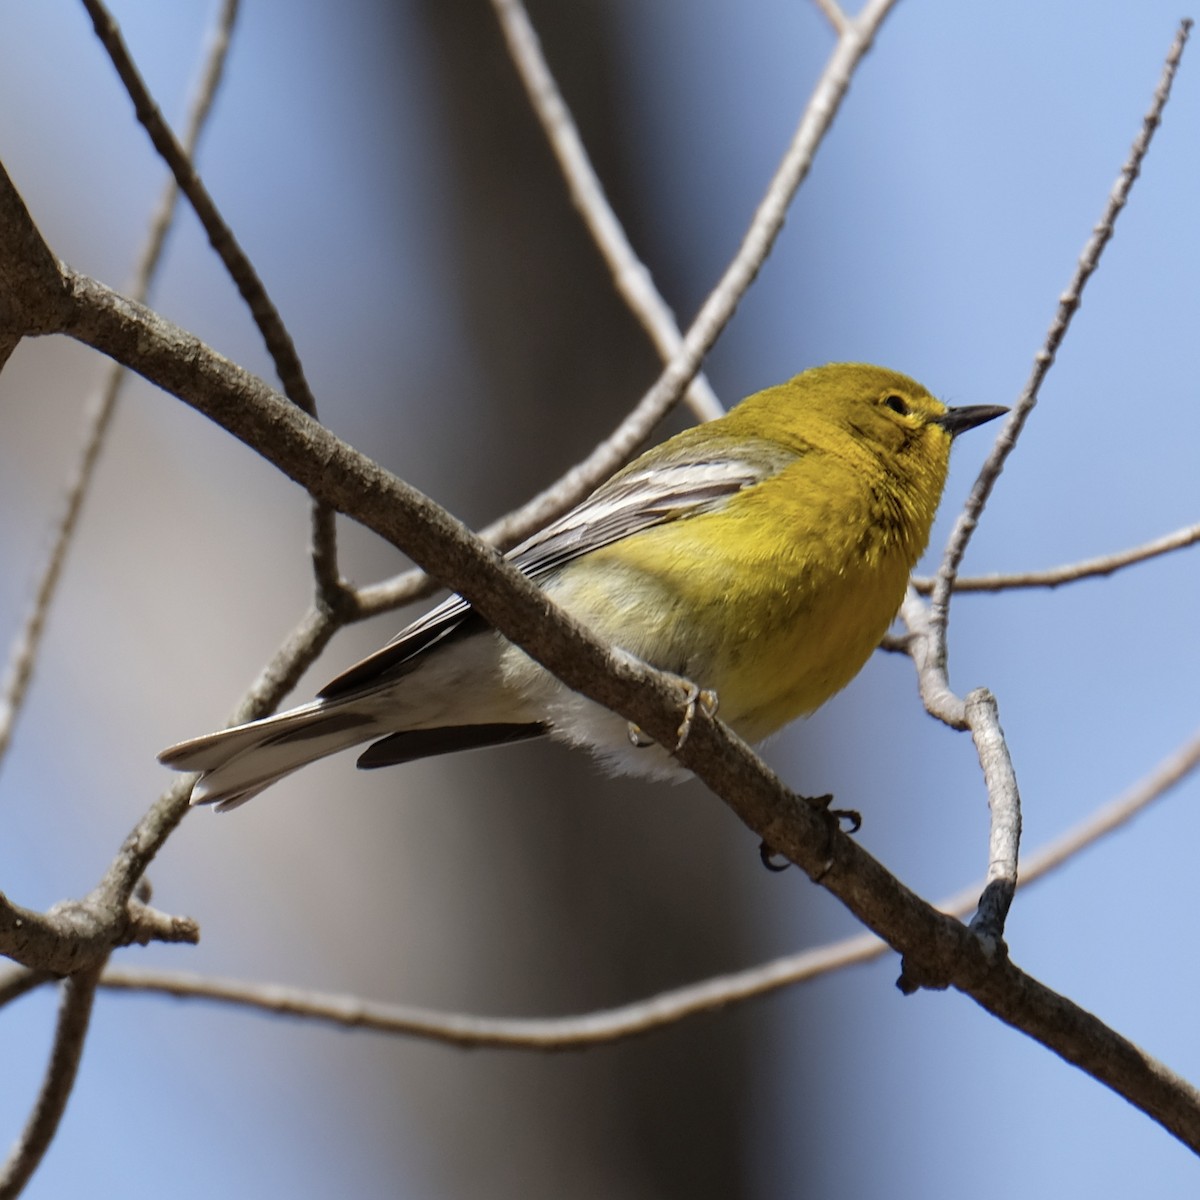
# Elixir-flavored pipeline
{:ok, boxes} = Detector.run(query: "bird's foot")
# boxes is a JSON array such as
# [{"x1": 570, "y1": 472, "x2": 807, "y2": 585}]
[{"x1": 625, "y1": 676, "x2": 718, "y2": 751}]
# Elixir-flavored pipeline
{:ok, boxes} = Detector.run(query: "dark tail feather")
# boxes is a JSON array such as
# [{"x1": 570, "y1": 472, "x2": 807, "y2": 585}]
[{"x1": 356, "y1": 723, "x2": 547, "y2": 769}]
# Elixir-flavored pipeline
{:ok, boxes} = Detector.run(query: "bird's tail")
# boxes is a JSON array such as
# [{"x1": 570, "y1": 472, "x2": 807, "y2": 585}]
[{"x1": 159, "y1": 699, "x2": 385, "y2": 812}]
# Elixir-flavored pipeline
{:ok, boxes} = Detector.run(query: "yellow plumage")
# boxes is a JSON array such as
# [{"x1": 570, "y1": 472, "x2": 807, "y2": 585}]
[{"x1": 160, "y1": 363, "x2": 1005, "y2": 807}]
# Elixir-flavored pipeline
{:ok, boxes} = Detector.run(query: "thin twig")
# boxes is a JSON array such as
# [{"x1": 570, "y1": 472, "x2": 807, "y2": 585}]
[
  {"x1": 899, "y1": 589, "x2": 966, "y2": 727},
  {"x1": 95, "y1": 721, "x2": 1200, "y2": 1047},
  {"x1": 92, "y1": 600, "x2": 341, "y2": 914},
  {"x1": 226, "y1": 604, "x2": 342, "y2": 725},
  {"x1": 913, "y1": 520, "x2": 1200, "y2": 594},
  {"x1": 0, "y1": 968, "x2": 53, "y2": 1010},
  {"x1": 0, "y1": 0, "x2": 241, "y2": 768},
  {"x1": 0, "y1": 876, "x2": 199, "y2": 976},
  {"x1": 0, "y1": 969, "x2": 100, "y2": 1200},
  {"x1": 96, "y1": 948, "x2": 1200, "y2": 1149},
  {"x1": 965, "y1": 689, "x2": 1020, "y2": 943},
  {"x1": 811, "y1": 0, "x2": 849, "y2": 35},
  {"x1": 98, "y1": 956, "x2": 887, "y2": 1049},
  {"x1": 928, "y1": 18, "x2": 1192, "y2": 654},
  {"x1": 491, "y1": 0, "x2": 723, "y2": 422},
  {"x1": 80, "y1": 0, "x2": 343, "y2": 604},
  {"x1": 80, "y1": 0, "x2": 305, "y2": 412}
]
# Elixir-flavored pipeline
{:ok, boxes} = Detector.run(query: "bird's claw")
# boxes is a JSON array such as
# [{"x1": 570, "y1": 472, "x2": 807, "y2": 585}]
[
  {"x1": 674, "y1": 681, "x2": 718, "y2": 751},
  {"x1": 759, "y1": 799, "x2": 861, "y2": 874},
  {"x1": 626, "y1": 677, "x2": 718, "y2": 751},
  {"x1": 627, "y1": 722, "x2": 655, "y2": 748},
  {"x1": 758, "y1": 841, "x2": 791, "y2": 872}
]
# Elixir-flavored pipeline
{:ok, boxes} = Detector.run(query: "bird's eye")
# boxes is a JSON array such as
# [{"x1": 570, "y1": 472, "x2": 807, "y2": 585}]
[{"x1": 883, "y1": 394, "x2": 910, "y2": 416}]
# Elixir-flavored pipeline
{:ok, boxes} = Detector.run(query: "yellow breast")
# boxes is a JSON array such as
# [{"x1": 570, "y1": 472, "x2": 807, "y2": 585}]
[{"x1": 544, "y1": 452, "x2": 929, "y2": 744}]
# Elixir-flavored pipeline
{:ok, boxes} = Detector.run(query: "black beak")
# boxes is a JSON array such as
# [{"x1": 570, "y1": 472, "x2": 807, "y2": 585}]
[{"x1": 934, "y1": 404, "x2": 1009, "y2": 437}]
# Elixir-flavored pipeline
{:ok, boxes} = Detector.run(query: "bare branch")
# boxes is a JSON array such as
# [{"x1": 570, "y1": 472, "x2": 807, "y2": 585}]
[
  {"x1": 913, "y1": 520, "x2": 1200, "y2": 594},
  {"x1": 97, "y1": 948, "x2": 886, "y2": 1048},
  {"x1": 226, "y1": 603, "x2": 343, "y2": 726},
  {"x1": 0, "y1": 0, "x2": 241, "y2": 768},
  {"x1": 888, "y1": 24, "x2": 1194, "y2": 988},
  {"x1": 93, "y1": 954, "x2": 1200, "y2": 1153},
  {"x1": 490, "y1": 0, "x2": 723, "y2": 422},
  {"x1": 0, "y1": 969, "x2": 100, "y2": 1200},
  {"x1": 965, "y1": 689, "x2": 1020, "y2": 941},
  {"x1": 893, "y1": 613, "x2": 1024, "y2": 955},
  {"x1": 80, "y1": 0, "x2": 342, "y2": 602},
  {"x1": 898, "y1": 589, "x2": 966, "y2": 728},
  {"x1": 0, "y1": 171, "x2": 70, "y2": 342},
  {"x1": 95, "y1": 720, "x2": 1200, "y2": 1049},
  {"x1": 0, "y1": 880, "x2": 199, "y2": 975},
  {"x1": 127, "y1": 0, "x2": 240, "y2": 293},
  {"x1": 812, "y1": 0, "x2": 849, "y2": 36},
  {"x1": 894, "y1": 21, "x2": 1193, "y2": 964},
  {"x1": 80, "y1": 0, "x2": 305, "y2": 416},
  {"x1": 0, "y1": 968, "x2": 52, "y2": 1010},
  {"x1": 928, "y1": 19, "x2": 1192, "y2": 656}
]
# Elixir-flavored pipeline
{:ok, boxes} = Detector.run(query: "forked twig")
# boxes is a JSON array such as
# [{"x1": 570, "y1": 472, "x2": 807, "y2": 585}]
[{"x1": 811, "y1": 0, "x2": 849, "y2": 35}]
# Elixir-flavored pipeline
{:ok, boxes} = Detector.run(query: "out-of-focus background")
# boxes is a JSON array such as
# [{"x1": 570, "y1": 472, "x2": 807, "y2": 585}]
[{"x1": 1, "y1": 2, "x2": 1198, "y2": 1196}]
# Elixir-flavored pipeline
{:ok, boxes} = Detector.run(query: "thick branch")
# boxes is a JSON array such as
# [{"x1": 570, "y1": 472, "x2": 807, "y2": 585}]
[
  {"x1": 0, "y1": 885, "x2": 198, "y2": 976},
  {"x1": 0, "y1": 166, "x2": 70, "y2": 338}
]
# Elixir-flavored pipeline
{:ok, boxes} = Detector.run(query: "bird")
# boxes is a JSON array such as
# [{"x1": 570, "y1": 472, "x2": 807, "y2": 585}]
[{"x1": 159, "y1": 363, "x2": 1006, "y2": 810}]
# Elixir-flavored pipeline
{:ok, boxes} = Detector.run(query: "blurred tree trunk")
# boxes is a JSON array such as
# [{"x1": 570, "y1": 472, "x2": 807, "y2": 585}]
[{"x1": 387, "y1": 3, "x2": 771, "y2": 1195}]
